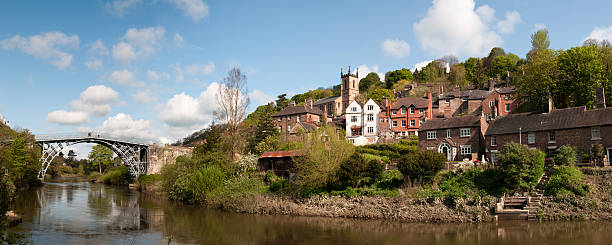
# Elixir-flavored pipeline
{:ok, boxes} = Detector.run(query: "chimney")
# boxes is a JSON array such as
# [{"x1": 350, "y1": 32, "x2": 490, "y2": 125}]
[
  {"x1": 288, "y1": 100, "x2": 296, "y2": 107},
  {"x1": 453, "y1": 86, "x2": 460, "y2": 98},
  {"x1": 488, "y1": 79, "x2": 496, "y2": 91},
  {"x1": 444, "y1": 107, "x2": 451, "y2": 119},
  {"x1": 306, "y1": 99, "x2": 314, "y2": 109},
  {"x1": 427, "y1": 91, "x2": 433, "y2": 119},
  {"x1": 596, "y1": 87, "x2": 607, "y2": 108},
  {"x1": 544, "y1": 97, "x2": 553, "y2": 113},
  {"x1": 381, "y1": 97, "x2": 390, "y2": 108}
]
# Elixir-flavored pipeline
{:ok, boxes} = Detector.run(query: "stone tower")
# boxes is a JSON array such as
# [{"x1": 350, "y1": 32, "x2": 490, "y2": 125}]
[{"x1": 340, "y1": 66, "x2": 359, "y2": 112}]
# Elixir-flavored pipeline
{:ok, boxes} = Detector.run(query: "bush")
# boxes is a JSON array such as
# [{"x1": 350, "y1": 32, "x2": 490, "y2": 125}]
[
  {"x1": 546, "y1": 166, "x2": 589, "y2": 196},
  {"x1": 265, "y1": 171, "x2": 289, "y2": 193},
  {"x1": 376, "y1": 170, "x2": 403, "y2": 190},
  {"x1": 137, "y1": 174, "x2": 162, "y2": 185},
  {"x1": 168, "y1": 165, "x2": 226, "y2": 204},
  {"x1": 498, "y1": 143, "x2": 545, "y2": 192},
  {"x1": 397, "y1": 150, "x2": 446, "y2": 185},
  {"x1": 555, "y1": 145, "x2": 577, "y2": 166},
  {"x1": 356, "y1": 140, "x2": 418, "y2": 160},
  {"x1": 88, "y1": 172, "x2": 102, "y2": 182},
  {"x1": 210, "y1": 175, "x2": 264, "y2": 211},
  {"x1": 102, "y1": 166, "x2": 131, "y2": 185}
]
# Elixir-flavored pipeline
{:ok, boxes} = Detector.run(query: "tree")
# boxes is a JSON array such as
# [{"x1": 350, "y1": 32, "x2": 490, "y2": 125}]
[
  {"x1": 557, "y1": 46, "x2": 605, "y2": 109},
  {"x1": 491, "y1": 55, "x2": 512, "y2": 79},
  {"x1": 439, "y1": 55, "x2": 459, "y2": 66},
  {"x1": 359, "y1": 72, "x2": 383, "y2": 92},
  {"x1": 368, "y1": 88, "x2": 394, "y2": 102},
  {"x1": 463, "y1": 57, "x2": 487, "y2": 88},
  {"x1": 554, "y1": 145, "x2": 576, "y2": 166},
  {"x1": 527, "y1": 29, "x2": 551, "y2": 61},
  {"x1": 397, "y1": 150, "x2": 446, "y2": 185},
  {"x1": 384, "y1": 68, "x2": 413, "y2": 88},
  {"x1": 248, "y1": 104, "x2": 279, "y2": 153},
  {"x1": 275, "y1": 94, "x2": 289, "y2": 109},
  {"x1": 8, "y1": 134, "x2": 26, "y2": 174},
  {"x1": 88, "y1": 145, "x2": 114, "y2": 174},
  {"x1": 449, "y1": 64, "x2": 468, "y2": 88},
  {"x1": 515, "y1": 49, "x2": 559, "y2": 110},
  {"x1": 497, "y1": 143, "x2": 545, "y2": 192},
  {"x1": 215, "y1": 67, "x2": 250, "y2": 161}
]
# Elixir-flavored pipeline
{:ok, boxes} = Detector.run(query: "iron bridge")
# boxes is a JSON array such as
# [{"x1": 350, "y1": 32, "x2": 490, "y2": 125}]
[{"x1": 35, "y1": 133, "x2": 149, "y2": 178}]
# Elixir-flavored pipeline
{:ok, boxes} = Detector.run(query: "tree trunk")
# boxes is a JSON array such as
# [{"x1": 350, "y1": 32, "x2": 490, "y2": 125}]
[{"x1": 99, "y1": 162, "x2": 102, "y2": 174}]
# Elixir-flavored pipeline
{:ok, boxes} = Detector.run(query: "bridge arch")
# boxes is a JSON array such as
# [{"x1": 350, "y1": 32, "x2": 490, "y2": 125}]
[{"x1": 36, "y1": 135, "x2": 148, "y2": 179}]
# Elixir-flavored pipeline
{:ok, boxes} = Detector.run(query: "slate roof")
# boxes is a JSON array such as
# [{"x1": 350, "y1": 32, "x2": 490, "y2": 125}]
[
  {"x1": 439, "y1": 90, "x2": 493, "y2": 100},
  {"x1": 292, "y1": 122, "x2": 318, "y2": 133},
  {"x1": 419, "y1": 115, "x2": 482, "y2": 131},
  {"x1": 485, "y1": 106, "x2": 612, "y2": 135},
  {"x1": 495, "y1": 86, "x2": 515, "y2": 94},
  {"x1": 273, "y1": 105, "x2": 324, "y2": 117},
  {"x1": 314, "y1": 96, "x2": 340, "y2": 105},
  {"x1": 391, "y1": 97, "x2": 429, "y2": 109},
  {"x1": 260, "y1": 149, "x2": 307, "y2": 158}
]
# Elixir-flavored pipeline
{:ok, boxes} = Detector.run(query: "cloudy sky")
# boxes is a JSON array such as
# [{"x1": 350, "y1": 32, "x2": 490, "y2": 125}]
[{"x1": 1, "y1": 0, "x2": 611, "y2": 153}]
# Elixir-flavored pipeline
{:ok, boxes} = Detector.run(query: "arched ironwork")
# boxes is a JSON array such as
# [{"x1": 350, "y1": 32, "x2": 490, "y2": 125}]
[{"x1": 36, "y1": 134, "x2": 148, "y2": 179}]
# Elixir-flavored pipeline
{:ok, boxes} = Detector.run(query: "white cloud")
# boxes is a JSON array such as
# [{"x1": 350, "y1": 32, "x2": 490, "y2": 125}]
[
  {"x1": 70, "y1": 100, "x2": 112, "y2": 117},
  {"x1": 108, "y1": 69, "x2": 143, "y2": 87},
  {"x1": 90, "y1": 40, "x2": 109, "y2": 56},
  {"x1": 112, "y1": 26, "x2": 165, "y2": 64},
  {"x1": 85, "y1": 59, "x2": 103, "y2": 70},
  {"x1": 172, "y1": 63, "x2": 185, "y2": 82},
  {"x1": 497, "y1": 11, "x2": 521, "y2": 34},
  {"x1": 249, "y1": 90, "x2": 274, "y2": 107},
  {"x1": 158, "y1": 83, "x2": 220, "y2": 138},
  {"x1": 96, "y1": 113, "x2": 159, "y2": 143},
  {"x1": 106, "y1": 0, "x2": 142, "y2": 16},
  {"x1": 356, "y1": 64, "x2": 385, "y2": 82},
  {"x1": 80, "y1": 85, "x2": 120, "y2": 104},
  {"x1": 185, "y1": 62, "x2": 215, "y2": 75},
  {"x1": 584, "y1": 26, "x2": 612, "y2": 43},
  {"x1": 170, "y1": 0, "x2": 209, "y2": 22},
  {"x1": 380, "y1": 39, "x2": 411, "y2": 58},
  {"x1": 414, "y1": 60, "x2": 433, "y2": 72},
  {"x1": 533, "y1": 23, "x2": 547, "y2": 31},
  {"x1": 146, "y1": 70, "x2": 170, "y2": 81},
  {"x1": 1, "y1": 31, "x2": 79, "y2": 69},
  {"x1": 46, "y1": 110, "x2": 90, "y2": 125},
  {"x1": 413, "y1": 0, "x2": 503, "y2": 57},
  {"x1": 173, "y1": 33, "x2": 184, "y2": 46},
  {"x1": 476, "y1": 5, "x2": 495, "y2": 23},
  {"x1": 132, "y1": 90, "x2": 153, "y2": 104}
]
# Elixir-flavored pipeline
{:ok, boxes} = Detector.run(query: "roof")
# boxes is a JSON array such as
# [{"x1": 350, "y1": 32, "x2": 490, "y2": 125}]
[
  {"x1": 273, "y1": 105, "x2": 324, "y2": 117},
  {"x1": 391, "y1": 97, "x2": 429, "y2": 109},
  {"x1": 495, "y1": 86, "x2": 515, "y2": 94},
  {"x1": 486, "y1": 106, "x2": 612, "y2": 135},
  {"x1": 260, "y1": 149, "x2": 307, "y2": 158},
  {"x1": 293, "y1": 122, "x2": 318, "y2": 132},
  {"x1": 314, "y1": 96, "x2": 340, "y2": 105},
  {"x1": 439, "y1": 90, "x2": 492, "y2": 100},
  {"x1": 419, "y1": 115, "x2": 482, "y2": 131}
]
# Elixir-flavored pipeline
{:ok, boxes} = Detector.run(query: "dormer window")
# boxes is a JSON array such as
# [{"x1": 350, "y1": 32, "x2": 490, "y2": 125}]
[
  {"x1": 392, "y1": 110, "x2": 397, "y2": 115},
  {"x1": 401, "y1": 108, "x2": 406, "y2": 114},
  {"x1": 419, "y1": 109, "x2": 424, "y2": 114},
  {"x1": 351, "y1": 107, "x2": 357, "y2": 112},
  {"x1": 410, "y1": 107, "x2": 415, "y2": 114}
]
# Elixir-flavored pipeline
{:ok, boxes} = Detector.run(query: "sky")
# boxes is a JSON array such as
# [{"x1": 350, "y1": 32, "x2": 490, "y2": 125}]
[{"x1": 1, "y1": 0, "x2": 612, "y2": 157}]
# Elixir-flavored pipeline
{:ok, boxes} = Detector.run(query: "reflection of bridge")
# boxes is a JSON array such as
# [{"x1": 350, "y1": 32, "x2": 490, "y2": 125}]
[{"x1": 36, "y1": 133, "x2": 149, "y2": 178}]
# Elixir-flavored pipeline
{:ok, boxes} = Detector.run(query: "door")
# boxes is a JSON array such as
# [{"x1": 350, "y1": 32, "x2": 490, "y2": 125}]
[
  {"x1": 608, "y1": 148, "x2": 612, "y2": 166},
  {"x1": 439, "y1": 143, "x2": 452, "y2": 161}
]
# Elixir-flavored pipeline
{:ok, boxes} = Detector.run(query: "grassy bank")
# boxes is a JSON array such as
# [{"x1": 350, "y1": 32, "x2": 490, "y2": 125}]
[{"x1": 88, "y1": 166, "x2": 132, "y2": 186}]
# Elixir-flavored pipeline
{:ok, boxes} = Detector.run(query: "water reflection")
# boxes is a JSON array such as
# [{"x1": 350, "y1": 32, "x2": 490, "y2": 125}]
[{"x1": 8, "y1": 178, "x2": 612, "y2": 245}]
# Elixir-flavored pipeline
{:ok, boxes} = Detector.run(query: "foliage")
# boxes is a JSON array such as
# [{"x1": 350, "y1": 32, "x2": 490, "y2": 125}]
[
  {"x1": 101, "y1": 166, "x2": 131, "y2": 185},
  {"x1": 384, "y1": 68, "x2": 413, "y2": 88},
  {"x1": 290, "y1": 88, "x2": 334, "y2": 105},
  {"x1": 275, "y1": 94, "x2": 290, "y2": 109},
  {"x1": 88, "y1": 172, "x2": 102, "y2": 182},
  {"x1": 527, "y1": 28, "x2": 551, "y2": 60},
  {"x1": 397, "y1": 150, "x2": 446, "y2": 185},
  {"x1": 209, "y1": 174, "x2": 265, "y2": 211},
  {"x1": 555, "y1": 145, "x2": 577, "y2": 166},
  {"x1": 591, "y1": 144, "x2": 604, "y2": 164},
  {"x1": 246, "y1": 103, "x2": 279, "y2": 154},
  {"x1": 0, "y1": 170, "x2": 16, "y2": 220},
  {"x1": 545, "y1": 166, "x2": 589, "y2": 196},
  {"x1": 367, "y1": 88, "x2": 394, "y2": 102},
  {"x1": 265, "y1": 171, "x2": 290, "y2": 193},
  {"x1": 137, "y1": 174, "x2": 162, "y2": 185},
  {"x1": 356, "y1": 140, "x2": 418, "y2": 160},
  {"x1": 167, "y1": 165, "x2": 226, "y2": 204},
  {"x1": 236, "y1": 153, "x2": 258, "y2": 176},
  {"x1": 88, "y1": 144, "x2": 114, "y2": 174},
  {"x1": 293, "y1": 126, "x2": 354, "y2": 192},
  {"x1": 448, "y1": 64, "x2": 468, "y2": 88},
  {"x1": 336, "y1": 154, "x2": 383, "y2": 188},
  {"x1": 359, "y1": 72, "x2": 384, "y2": 93},
  {"x1": 254, "y1": 135, "x2": 281, "y2": 156},
  {"x1": 557, "y1": 46, "x2": 604, "y2": 109},
  {"x1": 415, "y1": 61, "x2": 446, "y2": 83},
  {"x1": 498, "y1": 143, "x2": 545, "y2": 192}
]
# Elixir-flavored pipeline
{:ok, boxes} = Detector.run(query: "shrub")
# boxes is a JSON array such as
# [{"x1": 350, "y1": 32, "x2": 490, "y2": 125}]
[
  {"x1": 546, "y1": 166, "x2": 589, "y2": 196},
  {"x1": 376, "y1": 170, "x2": 403, "y2": 190},
  {"x1": 102, "y1": 166, "x2": 131, "y2": 185},
  {"x1": 210, "y1": 175, "x2": 264, "y2": 211},
  {"x1": 168, "y1": 165, "x2": 226, "y2": 203},
  {"x1": 265, "y1": 171, "x2": 289, "y2": 193},
  {"x1": 88, "y1": 172, "x2": 102, "y2": 182},
  {"x1": 555, "y1": 145, "x2": 577, "y2": 166},
  {"x1": 236, "y1": 153, "x2": 258, "y2": 176},
  {"x1": 137, "y1": 174, "x2": 162, "y2": 185},
  {"x1": 337, "y1": 153, "x2": 368, "y2": 188},
  {"x1": 397, "y1": 150, "x2": 446, "y2": 185},
  {"x1": 498, "y1": 143, "x2": 545, "y2": 192}
]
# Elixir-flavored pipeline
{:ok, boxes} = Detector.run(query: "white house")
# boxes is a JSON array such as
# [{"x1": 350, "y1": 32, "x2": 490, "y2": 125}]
[{"x1": 345, "y1": 99, "x2": 380, "y2": 145}]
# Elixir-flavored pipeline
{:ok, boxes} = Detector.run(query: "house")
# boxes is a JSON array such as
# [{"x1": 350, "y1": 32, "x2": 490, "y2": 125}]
[
  {"x1": 272, "y1": 101, "x2": 328, "y2": 141},
  {"x1": 314, "y1": 66, "x2": 360, "y2": 117},
  {"x1": 345, "y1": 99, "x2": 380, "y2": 145},
  {"x1": 379, "y1": 91, "x2": 433, "y2": 138},
  {"x1": 258, "y1": 149, "x2": 307, "y2": 178},
  {"x1": 484, "y1": 105, "x2": 612, "y2": 165},
  {"x1": 418, "y1": 115, "x2": 488, "y2": 161},
  {"x1": 436, "y1": 85, "x2": 516, "y2": 119}
]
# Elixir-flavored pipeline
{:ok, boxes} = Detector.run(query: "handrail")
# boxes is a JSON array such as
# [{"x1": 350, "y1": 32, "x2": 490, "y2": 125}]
[{"x1": 35, "y1": 132, "x2": 149, "y2": 145}]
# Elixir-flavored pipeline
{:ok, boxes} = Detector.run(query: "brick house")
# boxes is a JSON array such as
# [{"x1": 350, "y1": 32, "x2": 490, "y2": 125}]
[
  {"x1": 345, "y1": 99, "x2": 380, "y2": 145},
  {"x1": 313, "y1": 67, "x2": 360, "y2": 117},
  {"x1": 418, "y1": 115, "x2": 489, "y2": 161},
  {"x1": 379, "y1": 92, "x2": 433, "y2": 137},
  {"x1": 484, "y1": 106, "x2": 612, "y2": 165},
  {"x1": 272, "y1": 102, "x2": 328, "y2": 141},
  {"x1": 436, "y1": 86, "x2": 516, "y2": 119}
]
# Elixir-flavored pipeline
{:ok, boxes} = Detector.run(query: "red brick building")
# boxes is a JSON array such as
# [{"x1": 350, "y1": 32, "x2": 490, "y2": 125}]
[
  {"x1": 436, "y1": 86, "x2": 516, "y2": 120},
  {"x1": 418, "y1": 115, "x2": 489, "y2": 161},
  {"x1": 379, "y1": 92, "x2": 433, "y2": 137},
  {"x1": 272, "y1": 103, "x2": 328, "y2": 141},
  {"x1": 484, "y1": 106, "x2": 612, "y2": 165}
]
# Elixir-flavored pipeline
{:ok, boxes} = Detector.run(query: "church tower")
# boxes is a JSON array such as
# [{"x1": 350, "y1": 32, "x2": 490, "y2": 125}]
[{"x1": 340, "y1": 66, "x2": 359, "y2": 112}]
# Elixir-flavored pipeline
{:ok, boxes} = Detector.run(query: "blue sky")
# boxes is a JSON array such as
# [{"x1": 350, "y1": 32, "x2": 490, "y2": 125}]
[{"x1": 1, "y1": 0, "x2": 612, "y2": 153}]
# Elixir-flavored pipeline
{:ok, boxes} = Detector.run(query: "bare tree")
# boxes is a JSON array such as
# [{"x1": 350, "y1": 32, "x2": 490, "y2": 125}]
[{"x1": 215, "y1": 67, "x2": 250, "y2": 160}]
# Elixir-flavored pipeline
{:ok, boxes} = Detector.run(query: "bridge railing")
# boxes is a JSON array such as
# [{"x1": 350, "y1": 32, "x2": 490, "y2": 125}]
[{"x1": 35, "y1": 132, "x2": 150, "y2": 145}]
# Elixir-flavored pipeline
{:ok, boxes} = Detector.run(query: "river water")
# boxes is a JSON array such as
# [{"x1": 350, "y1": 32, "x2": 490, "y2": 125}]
[{"x1": 7, "y1": 177, "x2": 612, "y2": 244}]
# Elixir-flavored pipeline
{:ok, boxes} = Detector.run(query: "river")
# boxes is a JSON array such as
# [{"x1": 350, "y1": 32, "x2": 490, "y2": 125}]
[{"x1": 7, "y1": 177, "x2": 612, "y2": 244}]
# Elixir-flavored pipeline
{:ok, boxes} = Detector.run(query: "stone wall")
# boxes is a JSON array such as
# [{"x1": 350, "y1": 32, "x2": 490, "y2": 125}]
[{"x1": 147, "y1": 145, "x2": 193, "y2": 174}]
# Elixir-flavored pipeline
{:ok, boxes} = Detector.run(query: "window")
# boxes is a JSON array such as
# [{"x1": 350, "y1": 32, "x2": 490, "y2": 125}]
[
  {"x1": 427, "y1": 131, "x2": 436, "y2": 139},
  {"x1": 462, "y1": 97, "x2": 467, "y2": 102},
  {"x1": 445, "y1": 99, "x2": 450, "y2": 104},
  {"x1": 592, "y1": 127, "x2": 601, "y2": 139},
  {"x1": 353, "y1": 81, "x2": 355, "y2": 88},
  {"x1": 489, "y1": 100, "x2": 494, "y2": 108},
  {"x1": 419, "y1": 109, "x2": 424, "y2": 114},
  {"x1": 351, "y1": 107, "x2": 357, "y2": 112},
  {"x1": 367, "y1": 105, "x2": 373, "y2": 110},
  {"x1": 446, "y1": 129, "x2": 451, "y2": 138},
  {"x1": 460, "y1": 128, "x2": 471, "y2": 137},
  {"x1": 367, "y1": 127, "x2": 374, "y2": 133},
  {"x1": 380, "y1": 118, "x2": 384, "y2": 122},
  {"x1": 410, "y1": 120, "x2": 415, "y2": 127},
  {"x1": 351, "y1": 116, "x2": 357, "y2": 122},
  {"x1": 401, "y1": 120, "x2": 406, "y2": 127},
  {"x1": 505, "y1": 103, "x2": 510, "y2": 112},
  {"x1": 392, "y1": 110, "x2": 397, "y2": 115},
  {"x1": 491, "y1": 135, "x2": 497, "y2": 146},
  {"x1": 486, "y1": 114, "x2": 493, "y2": 121},
  {"x1": 528, "y1": 132, "x2": 535, "y2": 144},
  {"x1": 491, "y1": 153, "x2": 497, "y2": 163},
  {"x1": 549, "y1": 131, "x2": 556, "y2": 142},
  {"x1": 505, "y1": 94, "x2": 510, "y2": 100},
  {"x1": 392, "y1": 121, "x2": 397, "y2": 127},
  {"x1": 297, "y1": 115, "x2": 301, "y2": 123},
  {"x1": 410, "y1": 107, "x2": 415, "y2": 114},
  {"x1": 420, "y1": 119, "x2": 425, "y2": 125},
  {"x1": 461, "y1": 145, "x2": 472, "y2": 155},
  {"x1": 367, "y1": 114, "x2": 374, "y2": 122},
  {"x1": 401, "y1": 108, "x2": 406, "y2": 114}
]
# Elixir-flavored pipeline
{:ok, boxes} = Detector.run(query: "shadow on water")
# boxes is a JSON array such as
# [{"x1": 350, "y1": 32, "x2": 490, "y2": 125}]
[{"x1": 8, "y1": 177, "x2": 612, "y2": 244}]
